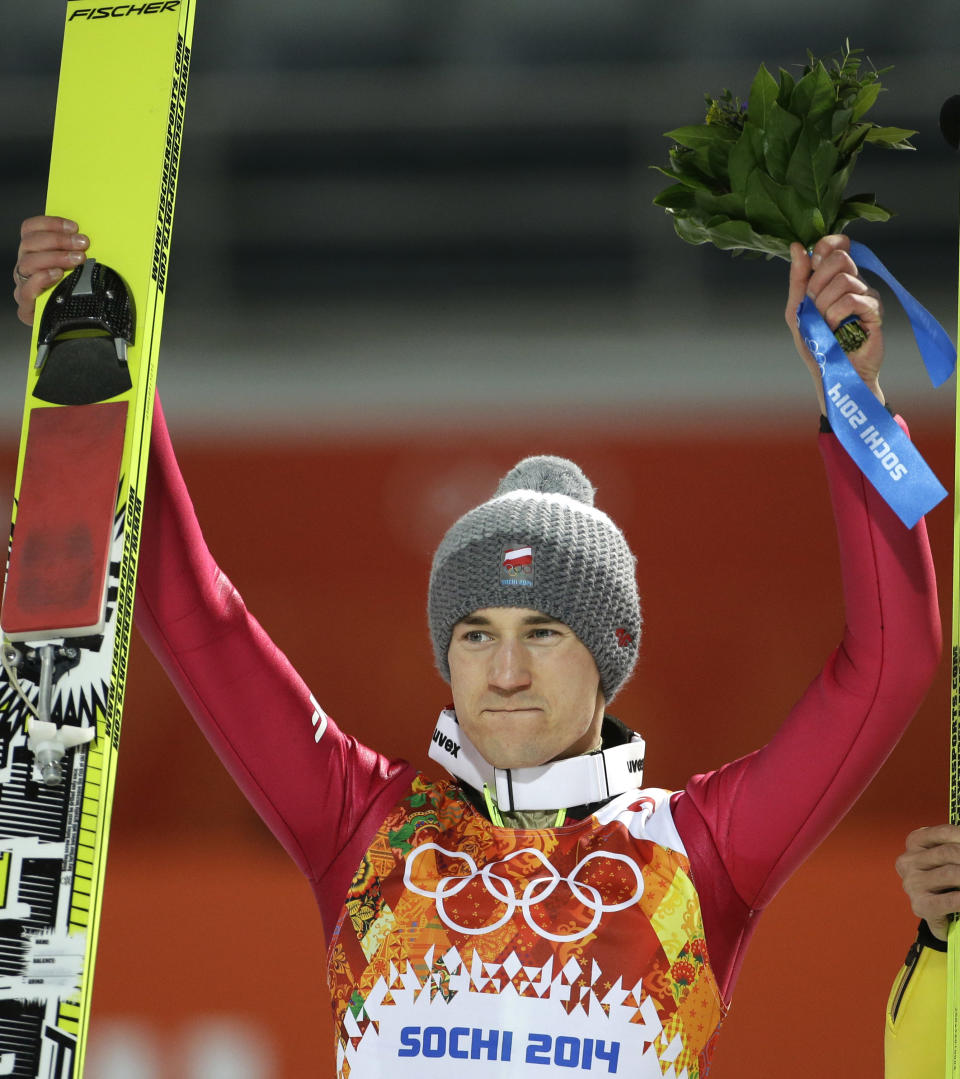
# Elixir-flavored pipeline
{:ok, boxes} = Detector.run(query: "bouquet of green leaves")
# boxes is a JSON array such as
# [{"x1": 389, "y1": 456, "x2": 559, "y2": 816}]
[{"x1": 652, "y1": 45, "x2": 915, "y2": 345}]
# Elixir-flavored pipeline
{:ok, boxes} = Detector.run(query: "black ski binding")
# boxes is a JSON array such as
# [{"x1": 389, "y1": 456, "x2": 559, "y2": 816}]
[
  {"x1": 33, "y1": 258, "x2": 135, "y2": 405},
  {"x1": 5, "y1": 642, "x2": 82, "y2": 688}
]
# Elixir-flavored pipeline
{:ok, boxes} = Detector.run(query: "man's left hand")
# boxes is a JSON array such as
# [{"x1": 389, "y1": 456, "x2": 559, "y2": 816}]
[{"x1": 784, "y1": 234, "x2": 884, "y2": 415}]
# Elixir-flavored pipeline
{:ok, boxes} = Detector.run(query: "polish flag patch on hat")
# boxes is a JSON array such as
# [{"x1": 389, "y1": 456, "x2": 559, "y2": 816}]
[{"x1": 500, "y1": 543, "x2": 534, "y2": 588}]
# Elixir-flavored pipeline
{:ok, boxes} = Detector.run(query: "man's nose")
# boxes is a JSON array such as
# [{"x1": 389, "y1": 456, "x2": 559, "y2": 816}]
[{"x1": 487, "y1": 639, "x2": 532, "y2": 691}]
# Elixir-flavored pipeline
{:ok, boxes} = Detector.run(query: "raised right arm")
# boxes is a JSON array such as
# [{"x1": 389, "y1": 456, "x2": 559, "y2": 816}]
[{"x1": 137, "y1": 400, "x2": 417, "y2": 932}]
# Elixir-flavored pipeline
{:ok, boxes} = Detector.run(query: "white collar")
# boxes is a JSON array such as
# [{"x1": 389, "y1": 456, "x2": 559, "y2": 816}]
[{"x1": 427, "y1": 708, "x2": 645, "y2": 812}]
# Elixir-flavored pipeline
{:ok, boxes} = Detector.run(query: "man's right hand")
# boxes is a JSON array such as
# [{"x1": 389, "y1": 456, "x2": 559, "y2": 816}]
[{"x1": 14, "y1": 216, "x2": 89, "y2": 326}]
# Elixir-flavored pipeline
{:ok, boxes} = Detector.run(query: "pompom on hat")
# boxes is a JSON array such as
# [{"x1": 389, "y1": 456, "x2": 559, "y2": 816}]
[{"x1": 428, "y1": 455, "x2": 641, "y2": 702}]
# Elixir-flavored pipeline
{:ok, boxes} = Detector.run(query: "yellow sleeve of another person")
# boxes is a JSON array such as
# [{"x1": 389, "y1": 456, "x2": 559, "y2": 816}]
[{"x1": 885, "y1": 924, "x2": 946, "y2": 1079}]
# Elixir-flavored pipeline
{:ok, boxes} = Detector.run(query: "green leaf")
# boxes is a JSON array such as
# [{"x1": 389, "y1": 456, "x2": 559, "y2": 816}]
[
  {"x1": 776, "y1": 68, "x2": 796, "y2": 108},
  {"x1": 811, "y1": 207, "x2": 827, "y2": 236},
  {"x1": 663, "y1": 123, "x2": 740, "y2": 178},
  {"x1": 661, "y1": 144, "x2": 720, "y2": 189},
  {"x1": 759, "y1": 103, "x2": 803, "y2": 183},
  {"x1": 841, "y1": 199, "x2": 894, "y2": 222},
  {"x1": 783, "y1": 140, "x2": 816, "y2": 206},
  {"x1": 652, "y1": 163, "x2": 713, "y2": 191},
  {"x1": 672, "y1": 213, "x2": 717, "y2": 247},
  {"x1": 692, "y1": 188, "x2": 746, "y2": 217},
  {"x1": 819, "y1": 158, "x2": 859, "y2": 232},
  {"x1": 789, "y1": 62, "x2": 836, "y2": 132},
  {"x1": 697, "y1": 217, "x2": 792, "y2": 259},
  {"x1": 837, "y1": 123, "x2": 871, "y2": 157},
  {"x1": 727, "y1": 124, "x2": 762, "y2": 192},
  {"x1": 663, "y1": 124, "x2": 740, "y2": 151},
  {"x1": 746, "y1": 170, "x2": 828, "y2": 247},
  {"x1": 743, "y1": 170, "x2": 794, "y2": 239},
  {"x1": 652, "y1": 182, "x2": 697, "y2": 210},
  {"x1": 851, "y1": 81, "x2": 882, "y2": 120},
  {"x1": 834, "y1": 198, "x2": 890, "y2": 232},
  {"x1": 784, "y1": 119, "x2": 838, "y2": 209},
  {"x1": 777, "y1": 176, "x2": 824, "y2": 246},
  {"x1": 810, "y1": 139, "x2": 840, "y2": 206},
  {"x1": 864, "y1": 125, "x2": 917, "y2": 149},
  {"x1": 830, "y1": 107, "x2": 853, "y2": 139},
  {"x1": 747, "y1": 63, "x2": 780, "y2": 130}
]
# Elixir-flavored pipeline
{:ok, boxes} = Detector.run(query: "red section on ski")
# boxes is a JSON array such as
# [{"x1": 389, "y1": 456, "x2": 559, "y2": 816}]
[{"x1": 1, "y1": 401, "x2": 128, "y2": 640}]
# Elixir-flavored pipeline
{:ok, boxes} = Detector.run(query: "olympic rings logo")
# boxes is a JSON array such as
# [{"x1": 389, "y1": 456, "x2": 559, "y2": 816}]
[
  {"x1": 804, "y1": 335, "x2": 828, "y2": 375},
  {"x1": 403, "y1": 843, "x2": 644, "y2": 942}
]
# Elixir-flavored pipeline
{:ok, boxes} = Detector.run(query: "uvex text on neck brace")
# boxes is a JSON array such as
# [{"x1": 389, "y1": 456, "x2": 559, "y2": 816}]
[{"x1": 428, "y1": 709, "x2": 646, "y2": 813}]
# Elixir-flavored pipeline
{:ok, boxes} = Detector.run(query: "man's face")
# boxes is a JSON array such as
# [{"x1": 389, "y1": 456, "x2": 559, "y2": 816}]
[{"x1": 447, "y1": 606, "x2": 604, "y2": 770}]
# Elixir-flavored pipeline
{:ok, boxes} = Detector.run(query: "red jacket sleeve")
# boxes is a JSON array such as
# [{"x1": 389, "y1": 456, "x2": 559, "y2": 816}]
[
  {"x1": 134, "y1": 397, "x2": 416, "y2": 936},
  {"x1": 674, "y1": 421, "x2": 941, "y2": 1002}
]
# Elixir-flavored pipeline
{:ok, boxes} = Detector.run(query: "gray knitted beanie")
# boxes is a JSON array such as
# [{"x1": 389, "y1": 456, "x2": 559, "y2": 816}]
[{"x1": 428, "y1": 455, "x2": 641, "y2": 702}]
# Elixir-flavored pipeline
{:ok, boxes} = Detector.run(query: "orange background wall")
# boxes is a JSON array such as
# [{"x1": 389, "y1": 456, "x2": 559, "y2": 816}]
[{"x1": 8, "y1": 413, "x2": 952, "y2": 1076}]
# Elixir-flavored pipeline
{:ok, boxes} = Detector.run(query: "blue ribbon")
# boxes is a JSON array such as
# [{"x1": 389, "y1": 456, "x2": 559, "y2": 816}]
[
  {"x1": 847, "y1": 241, "x2": 956, "y2": 387},
  {"x1": 796, "y1": 241, "x2": 954, "y2": 528}
]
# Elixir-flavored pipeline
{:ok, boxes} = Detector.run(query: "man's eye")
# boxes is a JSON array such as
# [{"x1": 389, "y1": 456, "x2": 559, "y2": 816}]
[
  {"x1": 463, "y1": 630, "x2": 488, "y2": 643},
  {"x1": 531, "y1": 627, "x2": 559, "y2": 639}
]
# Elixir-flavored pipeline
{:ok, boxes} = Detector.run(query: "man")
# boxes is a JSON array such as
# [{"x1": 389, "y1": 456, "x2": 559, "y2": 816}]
[
  {"x1": 13, "y1": 218, "x2": 942, "y2": 1076},
  {"x1": 886, "y1": 824, "x2": 960, "y2": 1077}
]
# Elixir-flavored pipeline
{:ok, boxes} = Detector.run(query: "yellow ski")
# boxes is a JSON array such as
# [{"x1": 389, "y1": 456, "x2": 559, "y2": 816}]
[{"x1": 0, "y1": 3, "x2": 196, "y2": 1076}]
